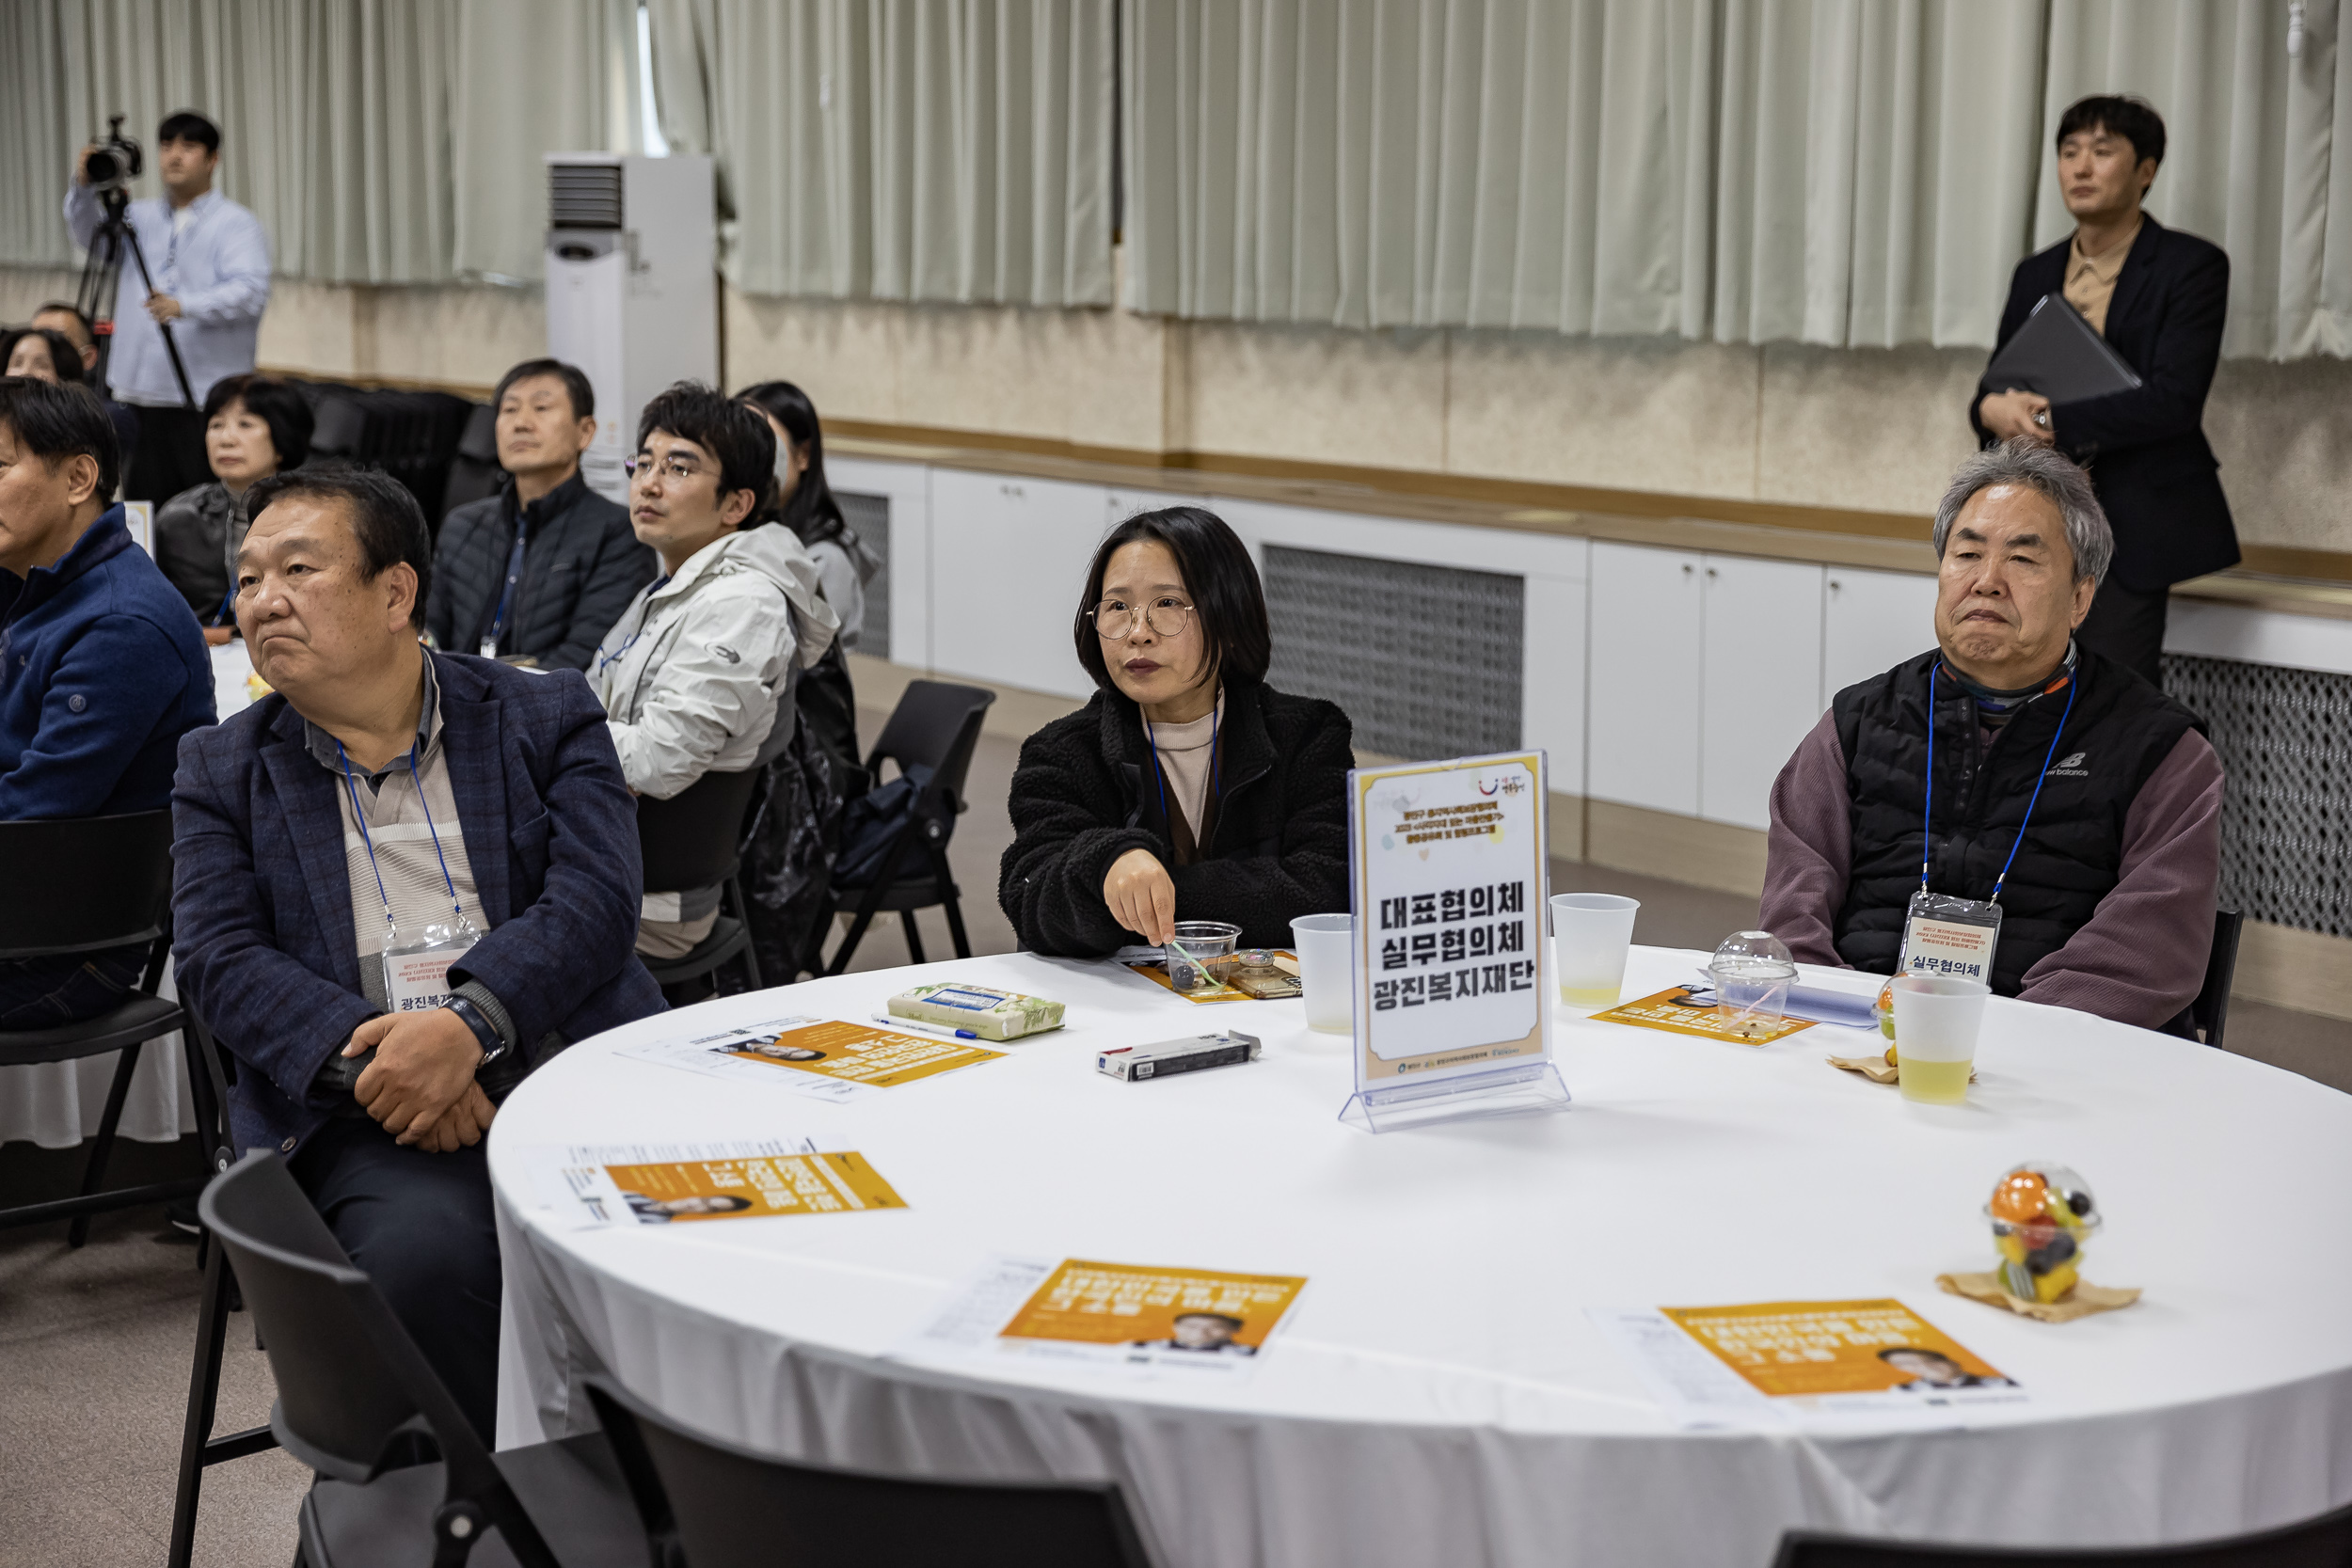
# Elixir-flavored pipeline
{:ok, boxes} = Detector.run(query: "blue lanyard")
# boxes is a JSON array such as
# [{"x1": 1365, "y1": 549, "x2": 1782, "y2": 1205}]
[
  {"x1": 213, "y1": 587, "x2": 236, "y2": 626},
  {"x1": 335, "y1": 739, "x2": 466, "y2": 940},
  {"x1": 483, "y1": 525, "x2": 529, "y2": 653},
  {"x1": 595, "y1": 576, "x2": 670, "y2": 674},
  {"x1": 1922, "y1": 663, "x2": 2080, "y2": 904},
  {"x1": 1143, "y1": 694, "x2": 1222, "y2": 842}
]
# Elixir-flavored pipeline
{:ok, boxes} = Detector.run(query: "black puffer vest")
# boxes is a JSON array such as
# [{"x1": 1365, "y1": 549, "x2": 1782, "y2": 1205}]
[{"x1": 1832, "y1": 647, "x2": 2202, "y2": 995}]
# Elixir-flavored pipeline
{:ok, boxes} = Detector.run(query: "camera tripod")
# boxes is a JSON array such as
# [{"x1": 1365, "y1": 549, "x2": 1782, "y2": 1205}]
[{"x1": 73, "y1": 183, "x2": 198, "y2": 409}]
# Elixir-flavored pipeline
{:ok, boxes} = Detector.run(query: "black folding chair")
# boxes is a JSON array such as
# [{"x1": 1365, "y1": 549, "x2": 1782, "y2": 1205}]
[
  {"x1": 2190, "y1": 908, "x2": 2244, "y2": 1052},
  {"x1": 439, "y1": 401, "x2": 502, "y2": 524},
  {"x1": 0, "y1": 812, "x2": 213, "y2": 1245},
  {"x1": 195, "y1": 1151, "x2": 647, "y2": 1568},
  {"x1": 1772, "y1": 1497, "x2": 2352, "y2": 1567},
  {"x1": 807, "y1": 680, "x2": 994, "y2": 976},
  {"x1": 584, "y1": 1374, "x2": 1157, "y2": 1568},
  {"x1": 638, "y1": 767, "x2": 764, "y2": 993}
]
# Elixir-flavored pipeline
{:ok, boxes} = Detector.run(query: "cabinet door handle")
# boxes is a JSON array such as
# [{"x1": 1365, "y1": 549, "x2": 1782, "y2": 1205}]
[
  {"x1": 1681, "y1": 563, "x2": 1694, "y2": 575},
  {"x1": 1706, "y1": 567, "x2": 1718, "y2": 579},
  {"x1": 1829, "y1": 579, "x2": 1842, "y2": 592}
]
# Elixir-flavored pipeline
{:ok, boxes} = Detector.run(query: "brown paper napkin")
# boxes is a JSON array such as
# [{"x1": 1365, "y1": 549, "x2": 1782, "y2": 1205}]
[
  {"x1": 1937, "y1": 1271, "x2": 2141, "y2": 1323},
  {"x1": 1826, "y1": 1053, "x2": 1974, "y2": 1085}
]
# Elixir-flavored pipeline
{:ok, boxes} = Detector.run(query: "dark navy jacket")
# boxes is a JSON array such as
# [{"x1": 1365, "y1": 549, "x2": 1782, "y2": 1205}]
[
  {"x1": 0, "y1": 505, "x2": 215, "y2": 819},
  {"x1": 171, "y1": 651, "x2": 664, "y2": 1156}
]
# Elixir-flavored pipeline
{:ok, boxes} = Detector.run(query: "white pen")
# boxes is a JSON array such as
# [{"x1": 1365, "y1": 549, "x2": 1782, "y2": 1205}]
[{"x1": 869, "y1": 1011, "x2": 980, "y2": 1041}]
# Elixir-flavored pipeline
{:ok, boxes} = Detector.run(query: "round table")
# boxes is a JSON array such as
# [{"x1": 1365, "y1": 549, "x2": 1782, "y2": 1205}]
[{"x1": 489, "y1": 947, "x2": 2352, "y2": 1567}]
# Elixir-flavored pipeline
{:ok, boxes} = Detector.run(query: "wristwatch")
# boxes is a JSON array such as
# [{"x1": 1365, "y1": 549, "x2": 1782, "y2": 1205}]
[{"x1": 445, "y1": 994, "x2": 507, "y2": 1067}]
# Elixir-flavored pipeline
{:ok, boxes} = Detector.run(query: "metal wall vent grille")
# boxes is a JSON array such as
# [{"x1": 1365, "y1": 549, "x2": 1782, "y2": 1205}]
[
  {"x1": 1263, "y1": 545, "x2": 1522, "y2": 761},
  {"x1": 835, "y1": 491, "x2": 891, "y2": 658},
  {"x1": 2164, "y1": 653, "x2": 2352, "y2": 939},
  {"x1": 548, "y1": 164, "x2": 623, "y2": 230}
]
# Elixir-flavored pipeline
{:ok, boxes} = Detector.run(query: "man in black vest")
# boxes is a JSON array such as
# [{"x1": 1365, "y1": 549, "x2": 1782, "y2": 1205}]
[
  {"x1": 1973, "y1": 94, "x2": 2237, "y2": 686},
  {"x1": 1761, "y1": 441, "x2": 2223, "y2": 1032}
]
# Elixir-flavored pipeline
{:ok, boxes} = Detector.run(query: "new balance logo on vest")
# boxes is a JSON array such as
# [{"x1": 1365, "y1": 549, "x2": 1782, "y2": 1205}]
[{"x1": 2048, "y1": 752, "x2": 2090, "y2": 777}]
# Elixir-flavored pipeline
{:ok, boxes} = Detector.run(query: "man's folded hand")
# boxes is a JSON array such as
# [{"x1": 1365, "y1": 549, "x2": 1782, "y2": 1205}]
[
  {"x1": 409, "y1": 1083, "x2": 498, "y2": 1154},
  {"x1": 348, "y1": 1008, "x2": 483, "y2": 1143}
]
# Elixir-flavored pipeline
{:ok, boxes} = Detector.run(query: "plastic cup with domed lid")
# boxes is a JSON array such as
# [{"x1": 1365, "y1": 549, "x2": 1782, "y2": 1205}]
[{"x1": 1708, "y1": 930, "x2": 1797, "y2": 1038}]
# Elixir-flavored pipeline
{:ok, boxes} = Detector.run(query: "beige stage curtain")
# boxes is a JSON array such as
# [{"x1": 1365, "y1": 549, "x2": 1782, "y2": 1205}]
[
  {"x1": 1123, "y1": 0, "x2": 2048, "y2": 346},
  {"x1": 2042, "y1": 0, "x2": 2352, "y2": 359},
  {"x1": 1709, "y1": 0, "x2": 2049, "y2": 349},
  {"x1": 1121, "y1": 0, "x2": 1721, "y2": 334},
  {"x1": 0, "y1": 0, "x2": 632, "y2": 284},
  {"x1": 644, "y1": 0, "x2": 1114, "y2": 306}
]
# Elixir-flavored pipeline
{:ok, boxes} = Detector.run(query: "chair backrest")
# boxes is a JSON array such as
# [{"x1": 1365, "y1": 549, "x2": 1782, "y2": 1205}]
[
  {"x1": 2192, "y1": 908, "x2": 2243, "y2": 1051},
  {"x1": 866, "y1": 680, "x2": 994, "y2": 807},
  {"x1": 1772, "y1": 1501, "x2": 2352, "y2": 1568},
  {"x1": 199, "y1": 1152, "x2": 561, "y2": 1565},
  {"x1": 583, "y1": 1377, "x2": 1157, "y2": 1568},
  {"x1": 0, "y1": 812, "x2": 173, "y2": 959},
  {"x1": 637, "y1": 768, "x2": 762, "y2": 894}
]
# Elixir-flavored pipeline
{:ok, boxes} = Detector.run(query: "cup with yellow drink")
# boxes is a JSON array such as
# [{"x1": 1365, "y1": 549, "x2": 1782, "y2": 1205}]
[
  {"x1": 1888, "y1": 974, "x2": 1989, "y2": 1103},
  {"x1": 1549, "y1": 893, "x2": 1639, "y2": 1008}
]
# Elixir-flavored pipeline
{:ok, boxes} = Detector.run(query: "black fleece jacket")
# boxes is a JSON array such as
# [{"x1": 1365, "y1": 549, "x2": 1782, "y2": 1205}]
[{"x1": 999, "y1": 679, "x2": 1355, "y2": 956}]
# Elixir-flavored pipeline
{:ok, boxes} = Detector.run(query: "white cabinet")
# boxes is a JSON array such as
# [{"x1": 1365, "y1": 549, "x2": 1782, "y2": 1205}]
[
  {"x1": 927, "y1": 469, "x2": 1106, "y2": 699},
  {"x1": 1823, "y1": 566, "x2": 1941, "y2": 708},
  {"x1": 1698, "y1": 555, "x2": 1823, "y2": 831},
  {"x1": 1587, "y1": 542, "x2": 1704, "y2": 816},
  {"x1": 827, "y1": 456, "x2": 930, "y2": 668}
]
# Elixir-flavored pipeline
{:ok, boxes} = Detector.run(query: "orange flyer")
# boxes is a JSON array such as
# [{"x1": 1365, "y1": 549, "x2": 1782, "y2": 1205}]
[
  {"x1": 721, "y1": 1018, "x2": 1003, "y2": 1087},
  {"x1": 1121, "y1": 951, "x2": 1298, "y2": 1005},
  {"x1": 1000, "y1": 1259, "x2": 1308, "y2": 1356},
  {"x1": 1591, "y1": 986, "x2": 1815, "y2": 1045},
  {"x1": 1661, "y1": 1299, "x2": 2013, "y2": 1400},
  {"x1": 595, "y1": 1151, "x2": 905, "y2": 1224}
]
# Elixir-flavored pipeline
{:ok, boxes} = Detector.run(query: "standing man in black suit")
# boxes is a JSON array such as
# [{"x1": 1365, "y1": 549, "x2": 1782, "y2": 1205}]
[{"x1": 1972, "y1": 95, "x2": 2237, "y2": 686}]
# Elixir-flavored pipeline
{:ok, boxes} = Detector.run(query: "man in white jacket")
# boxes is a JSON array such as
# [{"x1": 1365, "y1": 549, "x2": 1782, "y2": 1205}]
[{"x1": 591, "y1": 385, "x2": 838, "y2": 958}]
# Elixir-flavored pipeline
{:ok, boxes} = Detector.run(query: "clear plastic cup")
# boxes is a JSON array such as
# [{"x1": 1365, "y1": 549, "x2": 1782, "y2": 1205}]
[
  {"x1": 1891, "y1": 975, "x2": 1990, "y2": 1104},
  {"x1": 1708, "y1": 930, "x2": 1797, "y2": 1038},
  {"x1": 1165, "y1": 921, "x2": 1242, "y2": 991},
  {"x1": 1289, "y1": 914, "x2": 1354, "y2": 1033},
  {"x1": 1551, "y1": 894, "x2": 1639, "y2": 1007}
]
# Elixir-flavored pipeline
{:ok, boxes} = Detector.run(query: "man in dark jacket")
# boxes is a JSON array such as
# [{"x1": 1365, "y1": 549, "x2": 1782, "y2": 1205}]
[
  {"x1": 173, "y1": 463, "x2": 662, "y2": 1436},
  {"x1": 0, "y1": 379, "x2": 213, "y2": 1026},
  {"x1": 1973, "y1": 95, "x2": 2237, "y2": 685},
  {"x1": 424, "y1": 359, "x2": 654, "y2": 671}
]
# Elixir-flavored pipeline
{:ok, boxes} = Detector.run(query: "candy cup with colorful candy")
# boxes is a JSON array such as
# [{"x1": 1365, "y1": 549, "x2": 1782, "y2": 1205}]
[{"x1": 1985, "y1": 1163, "x2": 2100, "y2": 1304}]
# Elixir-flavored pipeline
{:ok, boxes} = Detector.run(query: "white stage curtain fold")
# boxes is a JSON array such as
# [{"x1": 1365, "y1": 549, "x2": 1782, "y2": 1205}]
[
  {"x1": 644, "y1": 0, "x2": 1113, "y2": 306},
  {"x1": 0, "y1": 0, "x2": 633, "y2": 284}
]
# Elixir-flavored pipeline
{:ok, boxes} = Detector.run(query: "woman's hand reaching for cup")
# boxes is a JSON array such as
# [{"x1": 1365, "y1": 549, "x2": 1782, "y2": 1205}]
[{"x1": 1104, "y1": 847, "x2": 1178, "y2": 946}]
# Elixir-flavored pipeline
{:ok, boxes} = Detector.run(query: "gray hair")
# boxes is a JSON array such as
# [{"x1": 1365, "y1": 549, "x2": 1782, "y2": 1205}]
[{"x1": 1931, "y1": 438, "x2": 2113, "y2": 585}]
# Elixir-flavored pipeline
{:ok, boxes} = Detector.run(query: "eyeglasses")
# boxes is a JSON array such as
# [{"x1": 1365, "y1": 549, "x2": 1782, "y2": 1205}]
[
  {"x1": 623, "y1": 453, "x2": 706, "y2": 484},
  {"x1": 1089, "y1": 596, "x2": 1194, "y2": 641}
]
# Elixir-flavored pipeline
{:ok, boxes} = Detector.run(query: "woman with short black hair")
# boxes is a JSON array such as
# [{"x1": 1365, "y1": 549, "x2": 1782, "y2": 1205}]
[
  {"x1": 1000, "y1": 506, "x2": 1354, "y2": 956},
  {"x1": 153, "y1": 372, "x2": 313, "y2": 642}
]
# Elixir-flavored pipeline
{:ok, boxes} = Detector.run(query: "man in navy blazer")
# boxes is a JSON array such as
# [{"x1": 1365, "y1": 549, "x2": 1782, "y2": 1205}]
[
  {"x1": 1973, "y1": 95, "x2": 2238, "y2": 685},
  {"x1": 172, "y1": 463, "x2": 662, "y2": 1436}
]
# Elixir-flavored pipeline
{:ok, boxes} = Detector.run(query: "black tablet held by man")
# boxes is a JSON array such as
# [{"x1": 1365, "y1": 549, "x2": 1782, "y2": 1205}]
[{"x1": 1971, "y1": 94, "x2": 2239, "y2": 686}]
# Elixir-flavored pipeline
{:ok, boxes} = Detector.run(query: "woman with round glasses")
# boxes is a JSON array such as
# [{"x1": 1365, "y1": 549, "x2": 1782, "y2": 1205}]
[{"x1": 999, "y1": 506, "x2": 1354, "y2": 955}]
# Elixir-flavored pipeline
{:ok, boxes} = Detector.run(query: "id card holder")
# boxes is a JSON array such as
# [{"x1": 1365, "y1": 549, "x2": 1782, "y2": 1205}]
[
  {"x1": 479, "y1": 637, "x2": 500, "y2": 658},
  {"x1": 1897, "y1": 890, "x2": 2000, "y2": 987},
  {"x1": 383, "y1": 936, "x2": 475, "y2": 1014}
]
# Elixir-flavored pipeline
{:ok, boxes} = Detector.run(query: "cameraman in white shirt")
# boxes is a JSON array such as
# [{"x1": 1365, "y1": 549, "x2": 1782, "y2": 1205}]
[{"x1": 65, "y1": 110, "x2": 271, "y2": 502}]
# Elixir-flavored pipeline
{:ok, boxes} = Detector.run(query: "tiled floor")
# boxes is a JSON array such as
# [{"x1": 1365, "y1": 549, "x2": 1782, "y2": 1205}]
[{"x1": 7, "y1": 698, "x2": 2346, "y2": 1567}]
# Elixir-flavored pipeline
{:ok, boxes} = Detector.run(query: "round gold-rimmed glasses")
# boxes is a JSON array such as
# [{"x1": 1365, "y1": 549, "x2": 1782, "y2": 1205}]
[{"x1": 1089, "y1": 596, "x2": 1194, "y2": 641}]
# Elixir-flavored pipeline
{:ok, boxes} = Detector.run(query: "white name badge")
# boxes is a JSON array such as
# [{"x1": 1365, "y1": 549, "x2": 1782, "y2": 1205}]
[
  {"x1": 383, "y1": 941, "x2": 472, "y2": 1014},
  {"x1": 480, "y1": 638, "x2": 501, "y2": 658},
  {"x1": 1899, "y1": 897, "x2": 2001, "y2": 986}
]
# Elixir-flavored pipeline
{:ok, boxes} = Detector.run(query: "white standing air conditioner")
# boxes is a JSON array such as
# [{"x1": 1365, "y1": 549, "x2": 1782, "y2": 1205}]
[{"x1": 544, "y1": 154, "x2": 718, "y2": 504}]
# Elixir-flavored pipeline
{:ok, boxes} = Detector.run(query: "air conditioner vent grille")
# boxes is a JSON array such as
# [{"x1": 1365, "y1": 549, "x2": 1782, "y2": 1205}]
[{"x1": 549, "y1": 164, "x2": 623, "y2": 230}]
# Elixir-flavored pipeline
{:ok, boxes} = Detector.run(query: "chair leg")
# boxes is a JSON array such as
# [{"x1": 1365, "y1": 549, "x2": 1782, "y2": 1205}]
[
  {"x1": 933, "y1": 848, "x2": 972, "y2": 959},
  {"x1": 167, "y1": 1242, "x2": 237, "y2": 1568},
  {"x1": 68, "y1": 1039, "x2": 145, "y2": 1248},
  {"x1": 899, "y1": 909, "x2": 927, "y2": 965},
  {"x1": 730, "y1": 876, "x2": 765, "y2": 992}
]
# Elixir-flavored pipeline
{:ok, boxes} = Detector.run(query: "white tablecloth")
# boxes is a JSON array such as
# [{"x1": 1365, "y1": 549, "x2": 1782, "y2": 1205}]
[{"x1": 489, "y1": 947, "x2": 2352, "y2": 1567}]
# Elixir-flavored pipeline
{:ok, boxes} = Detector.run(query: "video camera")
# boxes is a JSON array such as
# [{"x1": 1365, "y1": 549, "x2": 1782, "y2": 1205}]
[{"x1": 84, "y1": 115, "x2": 142, "y2": 198}]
